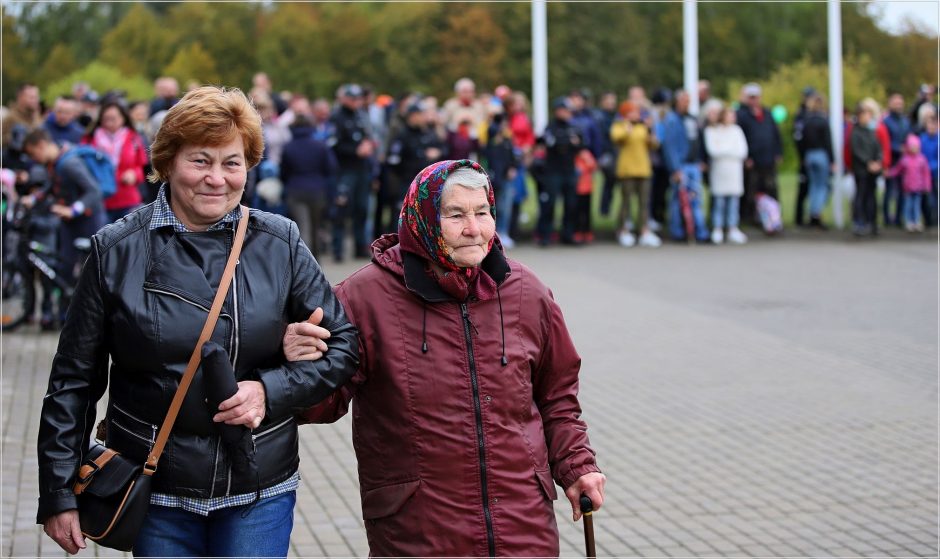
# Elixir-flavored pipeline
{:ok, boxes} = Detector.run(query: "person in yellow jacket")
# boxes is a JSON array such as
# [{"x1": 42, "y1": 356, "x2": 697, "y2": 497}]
[{"x1": 610, "y1": 101, "x2": 661, "y2": 247}]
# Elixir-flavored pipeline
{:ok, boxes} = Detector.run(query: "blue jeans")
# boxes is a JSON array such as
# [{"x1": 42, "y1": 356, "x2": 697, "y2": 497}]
[
  {"x1": 711, "y1": 195, "x2": 740, "y2": 229},
  {"x1": 134, "y1": 492, "x2": 295, "y2": 558},
  {"x1": 904, "y1": 192, "x2": 923, "y2": 227},
  {"x1": 804, "y1": 148, "x2": 830, "y2": 218},
  {"x1": 668, "y1": 164, "x2": 708, "y2": 241}
]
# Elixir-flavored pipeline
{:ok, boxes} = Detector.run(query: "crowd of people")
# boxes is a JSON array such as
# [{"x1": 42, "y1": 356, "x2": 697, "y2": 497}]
[{"x1": 2, "y1": 74, "x2": 938, "y2": 328}]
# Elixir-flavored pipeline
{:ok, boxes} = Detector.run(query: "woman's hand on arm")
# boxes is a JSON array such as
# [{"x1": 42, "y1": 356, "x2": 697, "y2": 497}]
[
  {"x1": 43, "y1": 510, "x2": 85, "y2": 555},
  {"x1": 283, "y1": 307, "x2": 331, "y2": 362},
  {"x1": 214, "y1": 381, "x2": 267, "y2": 429}
]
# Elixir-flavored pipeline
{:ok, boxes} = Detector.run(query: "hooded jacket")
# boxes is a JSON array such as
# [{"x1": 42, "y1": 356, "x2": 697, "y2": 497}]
[{"x1": 301, "y1": 160, "x2": 599, "y2": 557}]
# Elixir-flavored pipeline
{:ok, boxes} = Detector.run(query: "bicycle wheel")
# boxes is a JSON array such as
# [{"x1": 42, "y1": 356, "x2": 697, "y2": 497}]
[{"x1": 1, "y1": 266, "x2": 35, "y2": 331}]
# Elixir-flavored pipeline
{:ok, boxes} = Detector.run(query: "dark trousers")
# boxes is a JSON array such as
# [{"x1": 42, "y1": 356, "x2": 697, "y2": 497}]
[
  {"x1": 575, "y1": 193, "x2": 591, "y2": 235},
  {"x1": 537, "y1": 171, "x2": 577, "y2": 243},
  {"x1": 743, "y1": 165, "x2": 779, "y2": 225},
  {"x1": 332, "y1": 168, "x2": 372, "y2": 259},
  {"x1": 853, "y1": 171, "x2": 879, "y2": 233},
  {"x1": 58, "y1": 213, "x2": 104, "y2": 320},
  {"x1": 650, "y1": 165, "x2": 669, "y2": 224},
  {"x1": 883, "y1": 152, "x2": 903, "y2": 226},
  {"x1": 794, "y1": 160, "x2": 808, "y2": 225}
]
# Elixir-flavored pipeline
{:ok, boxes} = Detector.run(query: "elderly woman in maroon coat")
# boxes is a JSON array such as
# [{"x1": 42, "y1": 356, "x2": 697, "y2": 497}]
[{"x1": 286, "y1": 159, "x2": 605, "y2": 556}]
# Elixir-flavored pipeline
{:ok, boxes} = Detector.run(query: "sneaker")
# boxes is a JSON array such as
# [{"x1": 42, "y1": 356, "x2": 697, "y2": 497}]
[
  {"x1": 727, "y1": 227, "x2": 748, "y2": 244},
  {"x1": 647, "y1": 218, "x2": 662, "y2": 233},
  {"x1": 710, "y1": 228, "x2": 724, "y2": 245},
  {"x1": 617, "y1": 231, "x2": 636, "y2": 247},
  {"x1": 500, "y1": 235, "x2": 516, "y2": 249},
  {"x1": 638, "y1": 231, "x2": 662, "y2": 247}
]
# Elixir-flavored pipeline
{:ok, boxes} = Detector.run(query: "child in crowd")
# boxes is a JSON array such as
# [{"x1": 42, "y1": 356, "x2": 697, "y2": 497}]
[
  {"x1": 574, "y1": 148, "x2": 597, "y2": 243},
  {"x1": 704, "y1": 107, "x2": 749, "y2": 244},
  {"x1": 887, "y1": 134, "x2": 932, "y2": 232},
  {"x1": 610, "y1": 101, "x2": 661, "y2": 247}
]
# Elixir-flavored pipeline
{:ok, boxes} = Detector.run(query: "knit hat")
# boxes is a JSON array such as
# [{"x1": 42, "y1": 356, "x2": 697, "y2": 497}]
[
  {"x1": 618, "y1": 100, "x2": 637, "y2": 118},
  {"x1": 398, "y1": 159, "x2": 498, "y2": 301},
  {"x1": 905, "y1": 133, "x2": 922, "y2": 152}
]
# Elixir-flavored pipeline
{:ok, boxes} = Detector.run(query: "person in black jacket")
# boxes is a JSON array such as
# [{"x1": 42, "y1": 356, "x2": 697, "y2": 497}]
[
  {"x1": 850, "y1": 104, "x2": 884, "y2": 237},
  {"x1": 385, "y1": 103, "x2": 444, "y2": 220},
  {"x1": 36, "y1": 86, "x2": 359, "y2": 557},
  {"x1": 800, "y1": 94, "x2": 834, "y2": 229},
  {"x1": 538, "y1": 98, "x2": 584, "y2": 246},
  {"x1": 329, "y1": 84, "x2": 376, "y2": 262},
  {"x1": 281, "y1": 115, "x2": 339, "y2": 258},
  {"x1": 792, "y1": 86, "x2": 815, "y2": 226},
  {"x1": 736, "y1": 83, "x2": 783, "y2": 224}
]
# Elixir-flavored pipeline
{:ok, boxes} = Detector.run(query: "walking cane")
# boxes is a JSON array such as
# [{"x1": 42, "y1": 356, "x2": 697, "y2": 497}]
[{"x1": 580, "y1": 494, "x2": 596, "y2": 559}]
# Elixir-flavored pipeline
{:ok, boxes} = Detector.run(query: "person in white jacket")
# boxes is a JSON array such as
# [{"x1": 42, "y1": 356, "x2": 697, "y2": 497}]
[{"x1": 704, "y1": 107, "x2": 749, "y2": 244}]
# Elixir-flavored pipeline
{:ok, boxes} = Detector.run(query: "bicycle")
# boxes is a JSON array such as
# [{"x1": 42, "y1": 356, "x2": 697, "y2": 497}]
[{"x1": 1, "y1": 190, "x2": 89, "y2": 332}]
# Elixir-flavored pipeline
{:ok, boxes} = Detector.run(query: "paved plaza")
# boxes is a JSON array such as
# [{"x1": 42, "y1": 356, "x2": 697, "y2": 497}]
[{"x1": 2, "y1": 234, "x2": 938, "y2": 557}]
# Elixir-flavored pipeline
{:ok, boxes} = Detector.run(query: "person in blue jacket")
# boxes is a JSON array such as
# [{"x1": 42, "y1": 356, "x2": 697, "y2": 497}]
[
  {"x1": 661, "y1": 90, "x2": 708, "y2": 242},
  {"x1": 919, "y1": 113, "x2": 939, "y2": 226}
]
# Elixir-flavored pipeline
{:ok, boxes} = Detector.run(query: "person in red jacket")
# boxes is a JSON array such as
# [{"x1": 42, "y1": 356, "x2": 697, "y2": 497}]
[
  {"x1": 287, "y1": 159, "x2": 605, "y2": 556},
  {"x1": 83, "y1": 100, "x2": 149, "y2": 222}
]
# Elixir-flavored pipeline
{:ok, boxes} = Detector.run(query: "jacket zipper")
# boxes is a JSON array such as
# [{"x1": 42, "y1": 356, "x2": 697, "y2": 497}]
[
  {"x1": 225, "y1": 264, "x2": 240, "y2": 496},
  {"x1": 252, "y1": 417, "x2": 293, "y2": 441},
  {"x1": 461, "y1": 303, "x2": 496, "y2": 558}
]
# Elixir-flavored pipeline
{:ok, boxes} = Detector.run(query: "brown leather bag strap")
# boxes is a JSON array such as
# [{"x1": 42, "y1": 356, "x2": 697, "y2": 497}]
[{"x1": 144, "y1": 206, "x2": 250, "y2": 474}]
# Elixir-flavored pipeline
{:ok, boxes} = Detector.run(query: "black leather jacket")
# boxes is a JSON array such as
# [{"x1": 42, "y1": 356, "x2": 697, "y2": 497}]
[{"x1": 36, "y1": 204, "x2": 359, "y2": 523}]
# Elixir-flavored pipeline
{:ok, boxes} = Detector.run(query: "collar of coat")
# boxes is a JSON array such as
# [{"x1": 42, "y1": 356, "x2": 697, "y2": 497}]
[{"x1": 402, "y1": 244, "x2": 511, "y2": 303}]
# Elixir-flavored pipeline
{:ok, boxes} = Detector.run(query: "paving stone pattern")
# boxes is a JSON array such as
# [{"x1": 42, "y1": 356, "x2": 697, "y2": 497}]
[{"x1": 2, "y1": 238, "x2": 937, "y2": 557}]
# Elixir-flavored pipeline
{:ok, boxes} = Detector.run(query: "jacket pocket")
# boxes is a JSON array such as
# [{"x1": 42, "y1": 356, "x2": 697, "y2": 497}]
[
  {"x1": 106, "y1": 403, "x2": 157, "y2": 461},
  {"x1": 535, "y1": 468, "x2": 558, "y2": 501},
  {"x1": 361, "y1": 479, "x2": 421, "y2": 520}
]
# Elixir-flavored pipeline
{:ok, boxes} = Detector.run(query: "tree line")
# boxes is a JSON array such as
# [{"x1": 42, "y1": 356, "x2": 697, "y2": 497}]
[{"x1": 2, "y1": 1, "x2": 936, "y2": 106}]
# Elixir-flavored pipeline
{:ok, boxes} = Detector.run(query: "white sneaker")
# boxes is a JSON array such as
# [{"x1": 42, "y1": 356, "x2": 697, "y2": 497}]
[
  {"x1": 617, "y1": 231, "x2": 636, "y2": 247},
  {"x1": 727, "y1": 227, "x2": 748, "y2": 244},
  {"x1": 711, "y1": 228, "x2": 724, "y2": 245},
  {"x1": 638, "y1": 231, "x2": 662, "y2": 247},
  {"x1": 500, "y1": 235, "x2": 515, "y2": 249},
  {"x1": 648, "y1": 218, "x2": 662, "y2": 232}
]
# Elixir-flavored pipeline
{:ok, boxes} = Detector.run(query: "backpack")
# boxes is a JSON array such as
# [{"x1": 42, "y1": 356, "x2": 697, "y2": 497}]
[
  {"x1": 755, "y1": 193, "x2": 783, "y2": 234},
  {"x1": 56, "y1": 146, "x2": 117, "y2": 198}
]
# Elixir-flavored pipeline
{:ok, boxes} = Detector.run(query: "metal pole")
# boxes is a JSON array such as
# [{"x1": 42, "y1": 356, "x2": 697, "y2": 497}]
[
  {"x1": 828, "y1": 0, "x2": 845, "y2": 228},
  {"x1": 532, "y1": 0, "x2": 549, "y2": 136},
  {"x1": 683, "y1": 0, "x2": 699, "y2": 115}
]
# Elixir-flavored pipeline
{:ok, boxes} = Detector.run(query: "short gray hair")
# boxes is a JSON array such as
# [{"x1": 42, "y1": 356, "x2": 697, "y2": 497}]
[{"x1": 441, "y1": 167, "x2": 489, "y2": 199}]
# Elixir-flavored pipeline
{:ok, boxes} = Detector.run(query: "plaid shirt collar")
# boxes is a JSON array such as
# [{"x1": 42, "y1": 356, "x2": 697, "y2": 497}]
[{"x1": 150, "y1": 184, "x2": 242, "y2": 233}]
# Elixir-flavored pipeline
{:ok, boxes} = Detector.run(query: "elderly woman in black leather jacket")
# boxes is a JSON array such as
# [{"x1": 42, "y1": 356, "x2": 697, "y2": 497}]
[{"x1": 36, "y1": 86, "x2": 358, "y2": 557}]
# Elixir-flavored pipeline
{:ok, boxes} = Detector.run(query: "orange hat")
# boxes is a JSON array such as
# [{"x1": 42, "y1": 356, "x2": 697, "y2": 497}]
[
  {"x1": 618, "y1": 100, "x2": 636, "y2": 117},
  {"x1": 375, "y1": 94, "x2": 393, "y2": 108}
]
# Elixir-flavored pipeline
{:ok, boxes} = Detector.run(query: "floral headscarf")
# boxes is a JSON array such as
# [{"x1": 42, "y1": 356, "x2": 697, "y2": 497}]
[{"x1": 398, "y1": 159, "x2": 499, "y2": 300}]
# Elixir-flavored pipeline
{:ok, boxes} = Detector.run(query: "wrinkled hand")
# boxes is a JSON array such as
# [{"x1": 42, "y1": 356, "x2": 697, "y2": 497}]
[
  {"x1": 283, "y1": 308, "x2": 331, "y2": 362},
  {"x1": 214, "y1": 380, "x2": 266, "y2": 429},
  {"x1": 564, "y1": 472, "x2": 607, "y2": 522},
  {"x1": 43, "y1": 510, "x2": 85, "y2": 555}
]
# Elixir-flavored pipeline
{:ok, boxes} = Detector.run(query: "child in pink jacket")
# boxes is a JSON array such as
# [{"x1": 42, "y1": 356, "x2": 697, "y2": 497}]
[{"x1": 888, "y1": 134, "x2": 933, "y2": 232}]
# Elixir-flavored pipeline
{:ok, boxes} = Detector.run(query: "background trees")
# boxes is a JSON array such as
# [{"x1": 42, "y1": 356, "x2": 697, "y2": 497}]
[{"x1": 1, "y1": 1, "x2": 934, "y2": 108}]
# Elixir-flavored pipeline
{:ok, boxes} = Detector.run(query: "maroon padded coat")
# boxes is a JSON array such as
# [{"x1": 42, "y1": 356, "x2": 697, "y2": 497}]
[{"x1": 303, "y1": 235, "x2": 600, "y2": 557}]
